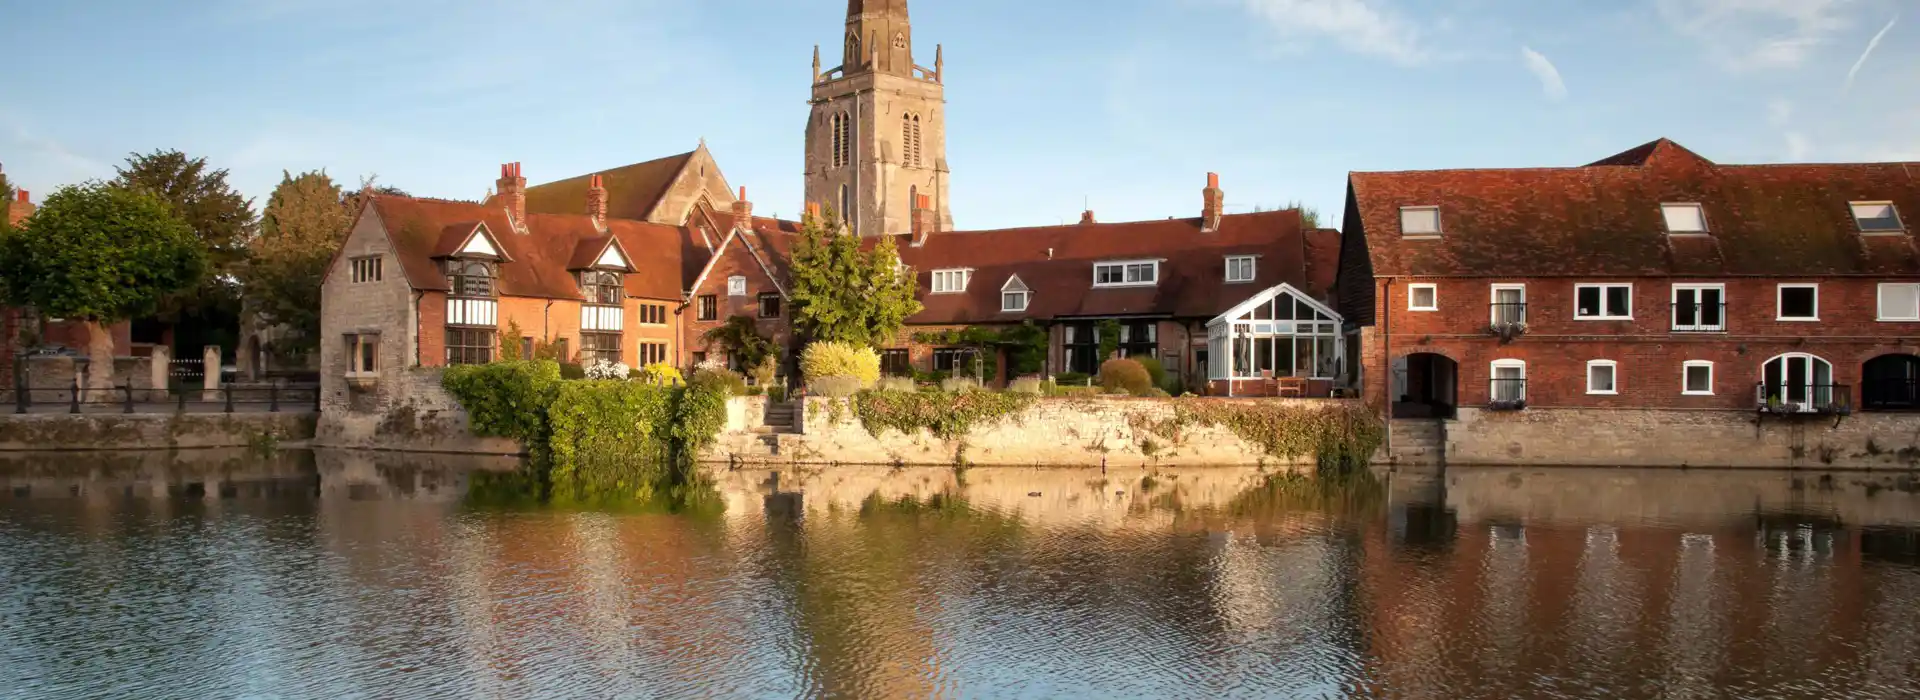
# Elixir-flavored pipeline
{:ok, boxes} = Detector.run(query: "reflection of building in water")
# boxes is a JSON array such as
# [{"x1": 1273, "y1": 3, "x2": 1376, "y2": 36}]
[
  {"x1": 1446, "y1": 467, "x2": 1920, "y2": 529},
  {"x1": 0, "y1": 448, "x2": 317, "y2": 503},
  {"x1": 313, "y1": 449, "x2": 519, "y2": 503}
]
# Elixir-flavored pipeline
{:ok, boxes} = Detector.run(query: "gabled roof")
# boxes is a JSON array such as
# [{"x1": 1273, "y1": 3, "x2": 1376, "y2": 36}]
[
  {"x1": 1207, "y1": 283, "x2": 1340, "y2": 328},
  {"x1": 368, "y1": 195, "x2": 691, "y2": 301},
  {"x1": 524, "y1": 151, "x2": 695, "y2": 222},
  {"x1": 1350, "y1": 139, "x2": 1920, "y2": 278}
]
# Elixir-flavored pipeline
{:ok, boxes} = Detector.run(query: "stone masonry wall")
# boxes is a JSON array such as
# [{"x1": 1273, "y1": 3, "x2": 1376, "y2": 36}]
[
  {"x1": 315, "y1": 367, "x2": 521, "y2": 455},
  {"x1": 706, "y1": 396, "x2": 1348, "y2": 467},
  {"x1": 1447, "y1": 407, "x2": 1920, "y2": 469},
  {"x1": 0, "y1": 412, "x2": 315, "y2": 452}
]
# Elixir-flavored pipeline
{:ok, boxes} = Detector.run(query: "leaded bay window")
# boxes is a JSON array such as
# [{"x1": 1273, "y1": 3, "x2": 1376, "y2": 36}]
[
  {"x1": 444, "y1": 256, "x2": 498, "y2": 365},
  {"x1": 581, "y1": 271, "x2": 624, "y2": 305},
  {"x1": 446, "y1": 327, "x2": 494, "y2": 365},
  {"x1": 581, "y1": 332, "x2": 621, "y2": 365}
]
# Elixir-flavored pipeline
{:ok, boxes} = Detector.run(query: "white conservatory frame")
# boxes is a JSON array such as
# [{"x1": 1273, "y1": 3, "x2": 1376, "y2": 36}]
[{"x1": 1204, "y1": 283, "x2": 1345, "y2": 395}]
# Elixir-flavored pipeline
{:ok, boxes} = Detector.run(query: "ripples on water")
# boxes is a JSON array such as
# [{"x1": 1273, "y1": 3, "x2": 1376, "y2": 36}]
[{"x1": 2, "y1": 450, "x2": 1919, "y2": 699}]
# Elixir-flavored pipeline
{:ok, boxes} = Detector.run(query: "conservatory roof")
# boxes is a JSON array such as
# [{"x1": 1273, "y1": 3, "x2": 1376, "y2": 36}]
[{"x1": 1206, "y1": 283, "x2": 1341, "y2": 328}]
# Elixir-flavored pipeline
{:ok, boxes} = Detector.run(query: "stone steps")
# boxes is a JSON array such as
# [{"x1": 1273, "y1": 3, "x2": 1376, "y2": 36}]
[
  {"x1": 1389, "y1": 419, "x2": 1447, "y2": 465},
  {"x1": 758, "y1": 401, "x2": 798, "y2": 435}
]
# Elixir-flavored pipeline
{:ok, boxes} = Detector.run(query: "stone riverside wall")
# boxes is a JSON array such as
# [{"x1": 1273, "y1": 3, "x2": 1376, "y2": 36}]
[
  {"x1": 314, "y1": 368, "x2": 521, "y2": 455},
  {"x1": 0, "y1": 412, "x2": 315, "y2": 452},
  {"x1": 704, "y1": 396, "x2": 1356, "y2": 467},
  {"x1": 1446, "y1": 407, "x2": 1920, "y2": 469}
]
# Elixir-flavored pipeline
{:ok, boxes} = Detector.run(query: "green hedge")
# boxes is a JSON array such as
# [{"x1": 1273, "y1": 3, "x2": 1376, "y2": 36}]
[{"x1": 852, "y1": 389, "x2": 1035, "y2": 440}]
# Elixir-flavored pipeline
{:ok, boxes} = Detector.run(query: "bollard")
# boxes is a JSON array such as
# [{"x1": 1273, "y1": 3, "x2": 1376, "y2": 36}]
[
  {"x1": 122, "y1": 384, "x2": 134, "y2": 414},
  {"x1": 269, "y1": 381, "x2": 279, "y2": 413},
  {"x1": 69, "y1": 377, "x2": 80, "y2": 414},
  {"x1": 224, "y1": 384, "x2": 235, "y2": 413},
  {"x1": 177, "y1": 388, "x2": 188, "y2": 413}
]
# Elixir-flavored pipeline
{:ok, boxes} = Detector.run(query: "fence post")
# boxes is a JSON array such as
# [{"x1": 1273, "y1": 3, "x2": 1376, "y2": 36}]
[
  {"x1": 123, "y1": 384, "x2": 134, "y2": 414},
  {"x1": 202, "y1": 345, "x2": 223, "y2": 403},
  {"x1": 69, "y1": 377, "x2": 81, "y2": 414},
  {"x1": 224, "y1": 384, "x2": 234, "y2": 414},
  {"x1": 178, "y1": 387, "x2": 187, "y2": 413},
  {"x1": 269, "y1": 381, "x2": 279, "y2": 413}
]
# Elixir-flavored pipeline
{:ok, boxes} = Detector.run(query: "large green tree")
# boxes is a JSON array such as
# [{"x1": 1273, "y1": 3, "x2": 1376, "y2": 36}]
[
  {"x1": 113, "y1": 150, "x2": 257, "y2": 351},
  {"x1": 0, "y1": 170, "x2": 15, "y2": 226},
  {"x1": 0, "y1": 183, "x2": 206, "y2": 387},
  {"x1": 787, "y1": 208, "x2": 921, "y2": 347},
  {"x1": 242, "y1": 170, "x2": 355, "y2": 355}
]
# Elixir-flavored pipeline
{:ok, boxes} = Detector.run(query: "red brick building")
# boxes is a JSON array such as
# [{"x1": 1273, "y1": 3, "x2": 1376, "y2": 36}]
[{"x1": 1336, "y1": 138, "x2": 1920, "y2": 419}]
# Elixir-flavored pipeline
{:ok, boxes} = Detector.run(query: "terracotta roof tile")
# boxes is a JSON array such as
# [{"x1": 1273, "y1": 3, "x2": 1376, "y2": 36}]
[
  {"x1": 1352, "y1": 140, "x2": 1920, "y2": 278},
  {"x1": 523, "y1": 151, "x2": 694, "y2": 221},
  {"x1": 370, "y1": 196, "x2": 690, "y2": 302}
]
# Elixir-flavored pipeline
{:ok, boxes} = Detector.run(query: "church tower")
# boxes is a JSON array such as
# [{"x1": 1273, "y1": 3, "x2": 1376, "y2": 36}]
[{"x1": 805, "y1": 0, "x2": 952, "y2": 236}]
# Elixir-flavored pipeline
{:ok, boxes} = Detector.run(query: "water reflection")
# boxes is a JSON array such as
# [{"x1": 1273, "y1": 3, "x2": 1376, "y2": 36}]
[{"x1": 2, "y1": 455, "x2": 1920, "y2": 698}]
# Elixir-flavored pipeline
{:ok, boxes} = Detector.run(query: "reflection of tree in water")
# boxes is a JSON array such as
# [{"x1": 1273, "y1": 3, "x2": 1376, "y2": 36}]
[{"x1": 463, "y1": 456, "x2": 723, "y2": 516}]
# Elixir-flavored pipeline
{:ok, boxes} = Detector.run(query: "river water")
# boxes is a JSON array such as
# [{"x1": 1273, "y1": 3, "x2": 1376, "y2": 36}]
[{"x1": 2, "y1": 450, "x2": 1919, "y2": 699}]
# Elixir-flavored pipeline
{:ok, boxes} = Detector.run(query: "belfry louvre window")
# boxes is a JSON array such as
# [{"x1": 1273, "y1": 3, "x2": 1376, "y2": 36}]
[
  {"x1": 831, "y1": 112, "x2": 852, "y2": 169},
  {"x1": 902, "y1": 114, "x2": 923, "y2": 168}
]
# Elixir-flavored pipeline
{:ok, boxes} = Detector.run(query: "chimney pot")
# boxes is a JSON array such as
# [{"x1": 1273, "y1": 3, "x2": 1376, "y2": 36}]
[
  {"x1": 496, "y1": 162, "x2": 528, "y2": 233},
  {"x1": 1079, "y1": 210, "x2": 1096, "y2": 225},
  {"x1": 16, "y1": 190, "x2": 26, "y2": 203},
  {"x1": 1202, "y1": 172, "x2": 1225, "y2": 232},
  {"x1": 910, "y1": 194, "x2": 937, "y2": 246},
  {"x1": 1207, "y1": 172, "x2": 1219, "y2": 189},
  {"x1": 732, "y1": 189, "x2": 754, "y2": 231}
]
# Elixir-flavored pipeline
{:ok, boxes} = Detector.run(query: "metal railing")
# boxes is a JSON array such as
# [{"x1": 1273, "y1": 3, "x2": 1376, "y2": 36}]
[
  {"x1": 13, "y1": 379, "x2": 321, "y2": 414},
  {"x1": 1672, "y1": 303, "x2": 1729, "y2": 333},
  {"x1": 1488, "y1": 378, "x2": 1528, "y2": 409},
  {"x1": 1754, "y1": 382, "x2": 1851, "y2": 414},
  {"x1": 1862, "y1": 378, "x2": 1920, "y2": 411},
  {"x1": 1490, "y1": 302, "x2": 1528, "y2": 326}
]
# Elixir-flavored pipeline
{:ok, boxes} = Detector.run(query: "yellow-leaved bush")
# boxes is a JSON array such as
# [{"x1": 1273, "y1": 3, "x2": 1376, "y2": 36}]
[{"x1": 801, "y1": 341, "x2": 880, "y2": 388}]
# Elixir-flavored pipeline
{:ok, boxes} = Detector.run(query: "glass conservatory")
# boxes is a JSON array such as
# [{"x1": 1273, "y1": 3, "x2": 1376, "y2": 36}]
[{"x1": 1206, "y1": 283, "x2": 1345, "y2": 388}]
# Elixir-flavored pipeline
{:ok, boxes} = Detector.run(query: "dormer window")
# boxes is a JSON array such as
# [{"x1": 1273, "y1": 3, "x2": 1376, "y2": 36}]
[
  {"x1": 1400, "y1": 206, "x2": 1441, "y2": 236},
  {"x1": 1225, "y1": 255, "x2": 1256, "y2": 283},
  {"x1": 1662, "y1": 203, "x2": 1708, "y2": 234},
  {"x1": 932, "y1": 269, "x2": 971, "y2": 294},
  {"x1": 1852, "y1": 202, "x2": 1905, "y2": 233},
  {"x1": 1093, "y1": 260, "x2": 1159, "y2": 287},
  {"x1": 447, "y1": 259, "x2": 496, "y2": 298},
  {"x1": 1001, "y1": 276, "x2": 1031, "y2": 312},
  {"x1": 580, "y1": 270, "x2": 623, "y2": 305}
]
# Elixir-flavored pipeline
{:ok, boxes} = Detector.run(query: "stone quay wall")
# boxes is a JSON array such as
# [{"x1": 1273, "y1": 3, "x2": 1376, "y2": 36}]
[
  {"x1": 0, "y1": 412, "x2": 315, "y2": 452},
  {"x1": 705, "y1": 396, "x2": 1353, "y2": 468},
  {"x1": 1445, "y1": 407, "x2": 1920, "y2": 469},
  {"x1": 314, "y1": 368, "x2": 521, "y2": 455}
]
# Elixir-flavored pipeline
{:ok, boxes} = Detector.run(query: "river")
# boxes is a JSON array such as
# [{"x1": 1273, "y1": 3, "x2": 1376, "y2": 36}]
[{"x1": 2, "y1": 450, "x2": 1918, "y2": 699}]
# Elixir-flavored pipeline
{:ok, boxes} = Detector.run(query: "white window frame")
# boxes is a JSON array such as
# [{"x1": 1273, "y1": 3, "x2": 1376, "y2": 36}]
[
  {"x1": 1878, "y1": 283, "x2": 1920, "y2": 321},
  {"x1": 1586, "y1": 359, "x2": 1619, "y2": 395},
  {"x1": 1001, "y1": 291, "x2": 1029, "y2": 312},
  {"x1": 1400, "y1": 206, "x2": 1441, "y2": 237},
  {"x1": 1092, "y1": 260, "x2": 1161, "y2": 288},
  {"x1": 1225, "y1": 255, "x2": 1257, "y2": 283},
  {"x1": 1682, "y1": 360, "x2": 1714, "y2": 396},
  {"x1": 727, "y1": 275, "x2": 747, "y2": 297},
  {"x1": 1670, "y1": 283, "x2": 1726, "y2": 332},
  {"x1": 1491, "y1": 359, "x2": 1527, "y2": 402},
  {"x1": 1407, "y1": 283, "x2": 1438, "y2": 312},
  {"x1": 1661, "y1": 203, "x2": 1709, "y2": 234},
  {"x1": 1776, "y1": 283, "x2": 1819, "y2": 322},
  {"x1": 1851, "y1": 201, "x2": 1905, "y2": 234},
  {"x1": 931, "y1": 268, "x2": 972, "y2": 294},
  {"x1": 1575, "y1": 283, "x2": 1634, "y2": 320},
  {"x1": 1490, "y1": 283, "x2": 1526, "y2": 325}
]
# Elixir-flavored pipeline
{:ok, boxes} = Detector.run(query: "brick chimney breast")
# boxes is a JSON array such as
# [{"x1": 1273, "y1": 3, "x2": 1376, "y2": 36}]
[
  {"x1": 911, "y1": 193, "x2": 936, "y2": 246},
  {"x1": 1202, "y1": 172, "x2": 1224, "y2": 233},
  {"x1": 732, "y1": 186, "x2": 753, "y2": 232},
  {"x1": 587, "y1": 174, "x2": 609, "y2": 228},
  {"x1": 497, "y1": 162, "x2": 528, "y2": 234},
  {"x1": 6, "y1": 189, "x2": 31, "y2": 228},
  {"x1": 1080, "y1": 210, "x2": 1096, "y2": 225}
]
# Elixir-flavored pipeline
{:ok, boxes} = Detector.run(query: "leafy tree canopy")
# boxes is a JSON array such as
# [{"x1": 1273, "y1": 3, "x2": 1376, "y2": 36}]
[
  {"x1": 700, "y1": 315, "x2": 777, "y2": 369},
  {"x1": 242, "y1": 170, "x2": 355, "y2": 352},
  {"x1": 787, "y1": 207, "x2": 922, "y2": 347},
  {"x1": 113, "y1": 150, "x2": 258, "y2": 317},
  {"x1": 0, "y1": 183, "x2": 206, "y2": 322}
]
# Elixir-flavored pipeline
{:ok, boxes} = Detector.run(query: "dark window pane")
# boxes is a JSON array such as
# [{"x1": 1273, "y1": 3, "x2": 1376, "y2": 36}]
[
  {"x1": 1578, "y1": 288, "x2": 1601, "y2": 316},
  {"x1": 1606, "y1": 287, "x2": 1630, "y2": 316},
  {"x1": 1781, "y1": 288, "x2": 1816, "y2": 318}
]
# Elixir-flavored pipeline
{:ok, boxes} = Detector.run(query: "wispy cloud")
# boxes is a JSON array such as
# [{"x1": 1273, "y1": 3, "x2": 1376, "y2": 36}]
[
  {"x1": 1520, "y1": 46, "x2": 1568, "y2": 100},
  {"x1": 1239, "y1": 0, "x2": 1427, "y2": 66},
  {"x1": 1785, "y1": 132, "x2": 1813, "y2": 160},
  {"x1": 1845, "y1": 14, "x2": 1898, "y2": 93},
  {"x1": 1656, "y1": 0, "x2": 1854, "y2": 71}
]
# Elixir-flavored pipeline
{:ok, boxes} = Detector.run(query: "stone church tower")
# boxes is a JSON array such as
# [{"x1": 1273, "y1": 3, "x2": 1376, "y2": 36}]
[{"x1": 805, "y1": 0, "x2": 952, "y2": 236}]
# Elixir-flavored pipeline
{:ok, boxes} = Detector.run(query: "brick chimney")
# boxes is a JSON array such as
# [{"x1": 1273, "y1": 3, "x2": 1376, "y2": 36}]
[
  {"x1": 1202, "y1": 172, "x2": 1224, "y2": 232},
  {"x1": 1079, "y1": 210, "x2": 1097, "y2": 225},
  {"x1": 910, "y1": 194, "x2": 937, "y2": 246},
  {"x1": 806, "y1": 202, "x2": 822, "y2": 223},
  {"x1": 586, "y1": 173, "x2": 608, "y2": 227},
  {"x1": 496, "y1": 162, "x2": 527, "y2": 233},
  {"x1": 731, "y1": 187, "x2": 753, "y2": 231},
  {"x1": 6, "y1": 190, "x2": 32, "y2": 229}
]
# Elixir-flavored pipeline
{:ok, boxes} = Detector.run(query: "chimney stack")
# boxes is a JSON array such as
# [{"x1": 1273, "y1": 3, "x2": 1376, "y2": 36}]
[
  {"x1": 1201, "y1": 172, "x2": 1224, "y2": 232},
  {"x1": 6, "y1": 189, "x2": 32, "y2": 229},
  {"x1": 806, "y1": 202, "x2": 822, "y2": 223},
  {"x1": 496, "y1": 162, "x2": 527, "y2": 233},
  {"x1": 586, "y1": 174, "x2": 608, "y2": 227},
  {"x1": 1079, "y1": 210, "x2": 1097, "y2": 225},
  {"x1": 910, "y1": 194, "x2": 937, "y2": 246},
  {"x1": 731, "y1": 187, "x2": 753, "y2": 231}
]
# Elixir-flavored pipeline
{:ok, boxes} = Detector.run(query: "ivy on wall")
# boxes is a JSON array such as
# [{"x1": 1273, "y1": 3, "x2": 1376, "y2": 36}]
[
  {"x1": 910, "y1": 322, "x2": 1048, "y2": 379},
  {"x1": 1130, "y1": 400, "x2": 1385, "y2": 472},
  {"x1": 852, "y1": 389, "x2": 1036, "y2": 440}
]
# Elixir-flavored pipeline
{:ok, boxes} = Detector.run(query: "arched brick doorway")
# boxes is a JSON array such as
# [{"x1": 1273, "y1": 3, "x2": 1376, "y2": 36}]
[
  {"x1": 1862, "y1": 354, "x2": 1920, "y2": 411},
  {"x1": 1393, "y1": 352, "x2": 1458, "y2": 419}
]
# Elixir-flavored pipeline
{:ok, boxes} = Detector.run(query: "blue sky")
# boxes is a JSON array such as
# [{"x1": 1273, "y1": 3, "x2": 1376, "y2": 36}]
[{"x1": 2, "y1": 0, "x2": 1914, "y2": 230}]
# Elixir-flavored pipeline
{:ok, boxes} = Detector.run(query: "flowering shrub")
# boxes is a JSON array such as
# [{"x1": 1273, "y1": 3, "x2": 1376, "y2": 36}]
[
  {"x1": 585, "y1": 360, "x2": 631, "y2": 380},
  {"x1": 801, "y1": 341, "x2": 881, "y2": 387},
  {"x1": 639, "y1": 362, "x2": 684, "y2": 386},
  {"x1": 694, "y1": 358, "x2": 728, "y2": 373}
]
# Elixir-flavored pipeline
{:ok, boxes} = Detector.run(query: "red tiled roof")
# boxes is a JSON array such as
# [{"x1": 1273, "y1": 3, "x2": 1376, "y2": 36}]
[
  {"x1": 523, "y1": 151, "x2": 694, "y2": 222},
  {"x1": 369, "y1": 196, "x2": 690, "y2": 301},
  {"x1": 1351, "y1": 139, "x2": 1920, "y2": 278},
  {"x1": 891, "y1": 210, "x2": 1324, "y2": 324}
]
